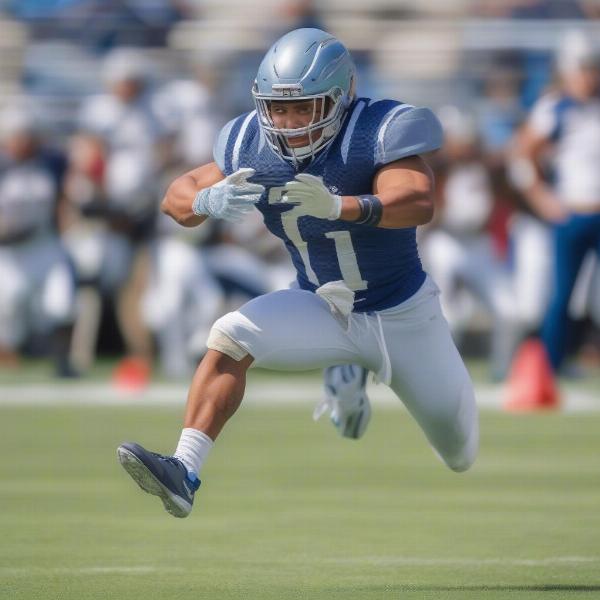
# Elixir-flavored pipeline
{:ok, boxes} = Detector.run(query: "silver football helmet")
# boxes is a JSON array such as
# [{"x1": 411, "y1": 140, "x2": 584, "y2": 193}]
[{"x1": 252, "y1": 28, "x2": 356, "y2": 163}]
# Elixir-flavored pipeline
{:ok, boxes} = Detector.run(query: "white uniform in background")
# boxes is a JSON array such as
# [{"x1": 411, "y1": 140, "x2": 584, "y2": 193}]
[
  {"x1": 153, "y1": 79, "x2": 218, "y2": 167},
  {"x1": 143, "y1": 79, "x2": 224, "y2": 376},
  {"x1": 510, "y1": 89, "x2": 600, "y2": 328},
  {"x1": 423, "y1": 162, "x2": 518, "y2": 377},
  {"x1": 0, "y1": 153, "x2": 75, "y2": 349},
  {"x1": 422, "y1": 108, "x2": 518, "y2": 378},
  {"x1": 143, "y1": 215, "x2": 225, "y2": 377},
  {"x1": 64, "y1": 88, "x2": 163, "y2": 290}
]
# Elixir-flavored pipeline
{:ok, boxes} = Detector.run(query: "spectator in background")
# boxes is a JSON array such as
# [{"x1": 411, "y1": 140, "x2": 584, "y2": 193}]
[
  {"x1": 61, "y1": 48, "x2": 163, "y2": 381},
  {"x1": 511, "y1": 30, "x2": 600, "y2": 371},
  {"x1": 6, "y1": 0, "x2": 185, "y2": 49},
  {"x1": 0, "y1": 106, "x2": 77, "y2": 376},
  {"x1": 423, "y1": 106, "x2": 518, "y2": 379},
  {"x1": 153, "y1": 57, "x2": 221, "y2": 171},
  {"x1": 477, "y1": 67, "x2": 524, "y2": 166},
  {"x1": 144, "y1": 59, "x2": 224, "y2": 377},
  {"x1": 147, "y1": 58, "x2": 294, "y2": 377}
]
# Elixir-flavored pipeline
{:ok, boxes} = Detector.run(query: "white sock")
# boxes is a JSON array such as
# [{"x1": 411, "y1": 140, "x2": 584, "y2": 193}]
[{"x1": 173, "y1": 428, "x2": 214, "y2": 476}]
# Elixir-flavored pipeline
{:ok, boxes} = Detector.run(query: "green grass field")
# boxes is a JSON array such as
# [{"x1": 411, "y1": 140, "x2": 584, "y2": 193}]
[{"x1": 1, "y1": 371, "x2": 600, "y2": 599}]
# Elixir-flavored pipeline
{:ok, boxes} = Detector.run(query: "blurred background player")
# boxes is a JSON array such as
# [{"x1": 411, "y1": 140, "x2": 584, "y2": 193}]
[
  {"x1": 423, "y1": 106, "x2": 518, "y2": 380},
  {"x1": 147, "y1": 56, "x2": 291, "y2": 376},
  {"x1": 62, "y1": 48, "x2": 162, "y2": 382},
  {"x1": 512, "y1": 30, "x2": 600, "y2": 372},
  {"x1": 0, "y1": 106, "x2": 77, "y2": 376}
]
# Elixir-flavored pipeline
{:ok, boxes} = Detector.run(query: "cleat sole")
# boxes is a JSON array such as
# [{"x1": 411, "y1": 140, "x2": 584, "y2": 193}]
[{"x1": 117, "y1": 447, "x2": 191, "y2": 518}]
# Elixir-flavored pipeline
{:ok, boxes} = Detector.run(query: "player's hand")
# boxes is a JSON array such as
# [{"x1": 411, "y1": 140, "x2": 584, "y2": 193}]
[
  {"x1": 192, "y1": 168, "x2": 265, "y2": 222},
  {"x1": 282, "y1": 174, "x2": 342, "y2": 220}
]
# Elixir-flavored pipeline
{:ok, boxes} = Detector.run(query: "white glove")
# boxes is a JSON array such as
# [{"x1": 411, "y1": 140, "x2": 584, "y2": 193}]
[
  {"x1": 281, "y1": 173, "x2": 342, "y2": 220},
  {"x1": 192, "y1": 168, "x2": 265, "y2": 222}
]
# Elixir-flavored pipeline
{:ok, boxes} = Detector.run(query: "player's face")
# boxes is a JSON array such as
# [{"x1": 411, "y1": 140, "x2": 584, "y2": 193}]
[
  {"x1": 110, "y1": 79, "x2": 143, "y2": 103},
  {"x1": 2, "y1": 132, "x2": 36, "y2": 161},
  {"x1": 564, "y1": 65, "x2": 600, "y2": 99},
  {"x1": 269, "y1": 99, "x2": 326, "y2": 147}
]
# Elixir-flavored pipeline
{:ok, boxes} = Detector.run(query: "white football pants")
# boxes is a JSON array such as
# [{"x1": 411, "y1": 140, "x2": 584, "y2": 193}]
[
  {"x1": 212, "y1": 277, "x2": 478, "y2": 472},
  {"x1": 0, "y1": 233, "x2": 75, "y2": 348},
  {"x1": 423, "y1": 229, "x2": 519, "y2": 378}
]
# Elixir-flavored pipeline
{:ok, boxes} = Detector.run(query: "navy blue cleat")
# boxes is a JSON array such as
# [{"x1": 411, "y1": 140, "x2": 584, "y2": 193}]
[{"x1": 117, "y1": 442, "x2": 200, "y2": 518}]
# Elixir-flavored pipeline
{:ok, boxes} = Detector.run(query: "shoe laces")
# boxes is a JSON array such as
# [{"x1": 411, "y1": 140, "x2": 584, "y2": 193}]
[{"x1": 156, "y1": 454, "x2": 201, "y2": 491}]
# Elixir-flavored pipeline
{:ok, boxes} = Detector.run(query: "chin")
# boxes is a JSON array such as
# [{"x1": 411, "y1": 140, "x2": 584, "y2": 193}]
[{"x1": 286, "y1": 138, "x2": 310, "y2": 148}]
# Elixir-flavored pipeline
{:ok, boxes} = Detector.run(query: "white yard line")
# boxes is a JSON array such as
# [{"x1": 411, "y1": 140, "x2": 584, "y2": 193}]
[
  {"x1": 0, "y1": 566, "x2": 185, "y2": 576},
  {"x1": 1, "y1": 556, "x2": 598, "y2": 577},
  {"x1": 323, "y1": 555, "x2": 600, "y2": 567},
  {"x1": 0, "y1": 380, "x2": 597, "y2": 412}
]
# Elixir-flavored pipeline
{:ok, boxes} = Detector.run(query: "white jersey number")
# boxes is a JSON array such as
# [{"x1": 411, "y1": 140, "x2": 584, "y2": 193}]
[{"x1": 268, "y1": 186, "x2": 367, "y2": 291}]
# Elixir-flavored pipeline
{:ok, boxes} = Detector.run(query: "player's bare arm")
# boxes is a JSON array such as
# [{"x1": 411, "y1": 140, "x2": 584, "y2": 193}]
[
  {"x1": 363, "y1": 155, "x2": 434, "y2": 228},
  {"x1": 283, "y1": 156, "x2": 434, "y2": 228},
  {"x1": 160, "y1": 161, "x2": 224, "y2": 227},
  {"x1": 512, "y1": 126, "x2": 568, "y2": 223},
  {"x1": 163, "y1": 162, "x2": 265, "y2": 227}
]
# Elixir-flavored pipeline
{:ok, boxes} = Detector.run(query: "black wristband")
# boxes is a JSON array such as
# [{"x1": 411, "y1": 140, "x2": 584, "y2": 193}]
[{"x1": 355, "y1": 194, "x2": 383, "y2": 226}]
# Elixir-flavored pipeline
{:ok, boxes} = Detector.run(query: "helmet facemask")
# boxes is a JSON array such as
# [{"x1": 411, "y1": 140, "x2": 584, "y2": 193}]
[{"x1": 253, "y1": 84, "x2": 350, "y2": 164}]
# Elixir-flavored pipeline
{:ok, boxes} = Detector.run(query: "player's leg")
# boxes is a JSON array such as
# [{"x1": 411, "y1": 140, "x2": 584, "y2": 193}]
[
  {"x1": 218, "y1": 287, "x2": 374, "y2": 437},
  {"x1": 143, "y1": 237, "x2": 224, "y2": 377},
  {"x1": 421, "y1": 229, "x2": 470, "y2": 331},
  {"x1": 382, "y1": 278, "x2": 478, "y2": 472},
  {"x1": 39, "y1": 258, "x2": 78, "y2": 377},
  {"x1": 117, "y1": 350, "x2": 252, "y2": 518},
  {"x1": 0, "y1": 249, "x2": 28, "y2": 361},
  {"x1": 510, "y1": 213, "x2": 553, "y2": 330},
  {"x1": 118, "y1": 288, "x2": 363, "y2": 517},
  {"x1": 181, "y1": 350, "x2": 254, "y2": 439},
  {"x1": 461, "y1": 236, "x2": 519, "y2": 379},
  {"x1": 541, "y1": 216, "x2": 594, "y2": 369},
  {"x1": 589, "y1": 246, "x2": 600, "y2": 326}
]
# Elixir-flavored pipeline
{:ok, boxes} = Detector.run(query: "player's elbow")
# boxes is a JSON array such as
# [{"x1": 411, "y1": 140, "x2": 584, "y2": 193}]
[
  {"x1": 416, "y1": 196, "x2": 435, "y2": 225},
  {"x1": 409, "y1": 194, "x2": 434, "y2": 226},
  {"x1": 160, "y1": 179, "x2": 197, "y2": 227},
  {"x1": 160, "y1": 190, "x2": 182, "y2": 223}
]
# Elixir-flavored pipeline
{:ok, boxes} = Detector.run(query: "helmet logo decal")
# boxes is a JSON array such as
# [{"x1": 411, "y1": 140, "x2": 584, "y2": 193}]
[{"x1": 271, "y1": 84, "x2": 303, "y2": 97}]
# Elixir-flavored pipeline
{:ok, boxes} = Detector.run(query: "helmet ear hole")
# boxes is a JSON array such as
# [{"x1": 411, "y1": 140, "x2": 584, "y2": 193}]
[{"x1": 324, "y1": 97, "x2": 333, "y2": 117}]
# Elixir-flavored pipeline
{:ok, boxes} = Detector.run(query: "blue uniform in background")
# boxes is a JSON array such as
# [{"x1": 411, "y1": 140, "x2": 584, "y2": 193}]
[
  {"x1": 527, "y1": 91, "x2": 600, "y2": 369},
  {"x1": 214, "y1": 98, "x2": 443, "y2": 311}
]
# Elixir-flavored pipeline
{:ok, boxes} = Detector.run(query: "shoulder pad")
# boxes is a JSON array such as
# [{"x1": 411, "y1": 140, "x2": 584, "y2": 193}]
[
  {"x1": 212, "y1": 117, "x2": 238, "y2": 173},
  {"x1": 529, "y1": 93, "x2": 574, "y2": 140},
  {"x1": 375, "y1": 106, "x2": 443, "y2": 166}
]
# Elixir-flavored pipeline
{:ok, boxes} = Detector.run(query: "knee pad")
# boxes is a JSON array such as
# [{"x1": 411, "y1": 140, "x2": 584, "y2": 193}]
[{"x1": 207, "y1": 314, "x2": 249, "y2": 362}]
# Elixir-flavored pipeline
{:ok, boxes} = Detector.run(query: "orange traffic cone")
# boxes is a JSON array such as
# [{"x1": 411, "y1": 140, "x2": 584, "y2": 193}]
[
  {"x1": 504, "y1": 339, "x2": 560, "y2": 411},
  {"x1": 112, "y1": 356, "x2": 151, "y2": 393}
]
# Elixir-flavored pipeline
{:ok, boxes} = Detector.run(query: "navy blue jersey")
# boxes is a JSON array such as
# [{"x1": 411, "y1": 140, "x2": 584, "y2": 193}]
[
  {"x1": 0, "y1": 149, "x2": 67, "y2": 242},
  {"x1": 214, "y1": 98, "x2": 443, "y2": 312}
]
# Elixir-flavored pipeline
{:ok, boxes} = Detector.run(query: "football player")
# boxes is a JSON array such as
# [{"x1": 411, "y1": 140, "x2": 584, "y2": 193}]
[
  {"x1": 118, "y1": 28, "x2": 479, "y2": 518},
  {"x1": 0, "y1": 107, "x2": 76, "y2": 375},
  {"x1": 511, "y1": 30, "x2": 600, "y2": 370}
]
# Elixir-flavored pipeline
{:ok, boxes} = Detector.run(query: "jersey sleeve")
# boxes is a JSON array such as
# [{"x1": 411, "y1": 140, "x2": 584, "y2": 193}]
[
  {"x1": 78, "y1": 95, "x2": 110, "y2": 136},
  {"x1": 374, "y1": 105, "x2": 443, "y2": 167},
  {"x1": 212, "y1": 117, "x2": 238, "y2": 174},
  {"x1": 528, "y1": 94, "x2": 560, "y2": 139}
]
